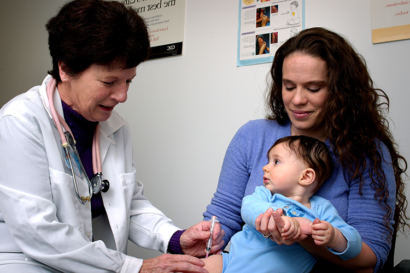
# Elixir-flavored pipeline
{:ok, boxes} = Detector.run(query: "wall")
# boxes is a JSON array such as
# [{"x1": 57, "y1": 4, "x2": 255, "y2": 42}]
[{"x1": 1, "y1": 0, "x2": 409, "y2": 266}]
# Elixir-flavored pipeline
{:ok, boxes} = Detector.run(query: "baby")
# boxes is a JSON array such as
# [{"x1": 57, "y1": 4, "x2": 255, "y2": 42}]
[
  {"x1": 203, "y1": 135, "x2": 362, "y2": 273},
  {"x1": 287, "y1": 1, "x2": 301, "y2": 25}
]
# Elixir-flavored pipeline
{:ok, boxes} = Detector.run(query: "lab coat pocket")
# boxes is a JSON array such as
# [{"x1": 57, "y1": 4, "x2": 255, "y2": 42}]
[
  {"x1": 49, "y1": 168, "x2": 86, "y2": 232},
  {"x1": 119, "y1": 169, "x2": 137, "y2": 217}
]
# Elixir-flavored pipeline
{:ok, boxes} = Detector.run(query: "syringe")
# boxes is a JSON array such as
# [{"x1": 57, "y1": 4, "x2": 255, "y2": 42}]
[{"x1": 205, "y1": 216, "x2": 218, "y2": 258}]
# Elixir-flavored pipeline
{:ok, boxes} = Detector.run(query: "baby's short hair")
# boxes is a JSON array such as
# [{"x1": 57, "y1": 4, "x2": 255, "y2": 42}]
[
  {"x1": 270, "y1": 136, "x2": 334, "y2": 191},
  {"x1": 290, "y1": 1, "x2": 299, "y2": 8}
]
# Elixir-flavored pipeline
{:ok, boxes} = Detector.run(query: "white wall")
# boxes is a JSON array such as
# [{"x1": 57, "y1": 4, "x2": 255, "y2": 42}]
[{"x1": 1, "y1": 0, "x2": 409, "y2": 266}]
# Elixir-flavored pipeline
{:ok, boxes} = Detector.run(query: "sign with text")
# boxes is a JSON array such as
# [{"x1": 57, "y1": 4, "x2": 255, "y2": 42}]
[
  {"x1": 371, "y1": 0, "x2": 410, "y2": 43},
  {"x1": 121, "y1": 0, "x2": 186, "y2": 59}
]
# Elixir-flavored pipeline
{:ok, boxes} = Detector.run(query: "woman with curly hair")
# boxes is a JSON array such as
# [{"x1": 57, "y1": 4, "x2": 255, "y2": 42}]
[{"x1": 204, "y1": 27, "x2": 408, "y2": 272}]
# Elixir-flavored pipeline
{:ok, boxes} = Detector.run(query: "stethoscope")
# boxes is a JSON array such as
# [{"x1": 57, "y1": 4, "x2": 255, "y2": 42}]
[{"x1": 46, "y1": 78, "x2": 109, "y2": 205}]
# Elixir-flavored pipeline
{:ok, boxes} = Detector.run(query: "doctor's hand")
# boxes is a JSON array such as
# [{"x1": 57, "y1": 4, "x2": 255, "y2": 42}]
[
  {"x1": 140, "y1": 254, "x2": 207, "y2": 273},
  {"x1": 180, "y1": 220, "x2": 225, "y2": 258}
]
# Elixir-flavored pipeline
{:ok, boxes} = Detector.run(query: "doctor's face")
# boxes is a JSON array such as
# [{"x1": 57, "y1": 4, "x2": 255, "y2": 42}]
[{"x1": 59, "y1": 64, "x2": 136, "y2": 122}]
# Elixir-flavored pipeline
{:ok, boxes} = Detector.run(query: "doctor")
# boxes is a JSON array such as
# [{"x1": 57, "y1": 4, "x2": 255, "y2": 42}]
[{"x1": 0, "y1": 0, "x2": 223, "y2": 272}]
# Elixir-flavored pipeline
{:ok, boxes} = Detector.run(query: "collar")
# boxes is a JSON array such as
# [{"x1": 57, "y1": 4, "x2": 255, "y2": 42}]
[{"x1": 39, "y1": 75, "x2": 124, "y2": 163}]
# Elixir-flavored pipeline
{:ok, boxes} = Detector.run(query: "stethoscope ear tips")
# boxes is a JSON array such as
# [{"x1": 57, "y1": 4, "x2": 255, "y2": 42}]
[{"x1": 101, "y1": 179, "x2": 110, "y2": 193}]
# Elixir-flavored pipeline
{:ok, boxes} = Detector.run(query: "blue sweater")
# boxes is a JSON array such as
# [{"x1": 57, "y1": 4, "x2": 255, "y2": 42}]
[{"x1": 203, "y1": 119, "x2": 395, "y2": 272}]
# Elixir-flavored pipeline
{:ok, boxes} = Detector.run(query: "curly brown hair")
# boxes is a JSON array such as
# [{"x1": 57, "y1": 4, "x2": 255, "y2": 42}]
[{"x1": 266, "y1": 27, "x2": 409, "y2": 237}]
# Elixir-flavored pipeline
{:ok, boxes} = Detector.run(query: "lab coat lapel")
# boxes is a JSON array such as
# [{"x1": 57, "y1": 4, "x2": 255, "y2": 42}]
[
  {"x1": 98, "y1": 112, "x2": 124, "y2": 164},
  {"x1": 39, "y1": 75, "x2": 125, "y2": 164}
]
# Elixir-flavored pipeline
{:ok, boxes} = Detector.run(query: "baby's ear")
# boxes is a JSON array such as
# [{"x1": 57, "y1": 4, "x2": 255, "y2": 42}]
[{"x1": 299, "y1": 168, "x2": 316, "y2": 186}]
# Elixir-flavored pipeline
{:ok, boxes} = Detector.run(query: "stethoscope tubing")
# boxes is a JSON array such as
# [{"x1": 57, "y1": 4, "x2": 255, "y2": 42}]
[
  {"x1": 92, "y1": 125, "x2": 102, "y2": 174},
  {"x1": 46, "y1": 78, "x2": 105, "y2": 204}
]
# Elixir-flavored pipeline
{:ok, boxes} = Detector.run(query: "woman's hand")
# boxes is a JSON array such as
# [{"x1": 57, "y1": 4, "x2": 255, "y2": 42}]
[
  {"x1": 140, "y1": 254, "x2": 207, "y2": 273},
  {"x1": 180, "y1": 221, "x2": 225, "y2": 257},
  {"x1": 255, "y1": 208, "x2": 287, "y2": 244}
]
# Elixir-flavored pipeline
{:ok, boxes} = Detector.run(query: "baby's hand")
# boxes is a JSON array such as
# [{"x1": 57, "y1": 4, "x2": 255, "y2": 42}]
[
  {"x1": 271, "y1": 210, "x2": 311, "y2": 244},
  {"x1": 279, "y1": 216, "x2": 301, "y2": 240},
  {"x1": 311, "y1": 219, "x2": 335, "y2": 246}
]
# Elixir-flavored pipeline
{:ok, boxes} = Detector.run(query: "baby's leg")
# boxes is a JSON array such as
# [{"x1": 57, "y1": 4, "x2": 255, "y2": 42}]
[{"x1": 202, "y1": 254, "x2": 223, "y2": 273}]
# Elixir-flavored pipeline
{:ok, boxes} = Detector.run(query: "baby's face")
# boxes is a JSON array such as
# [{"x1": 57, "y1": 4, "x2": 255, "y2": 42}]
[
  {"x1": 262, "y1": 142, "x2": 306, "y2": 195},
  {"x1": 290, "y1": 4, "x2": 296, "y2": 10}
]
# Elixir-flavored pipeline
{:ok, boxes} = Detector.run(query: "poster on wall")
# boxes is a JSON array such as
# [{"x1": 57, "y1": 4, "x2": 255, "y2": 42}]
[
  {"x1": 237, "y1": 0, "x2": 305, "y2": 67},
  {"x1": 121, "y1": 0, "x2": 186, "y2": 59},
  {"x1": 371, "y1": 0, "x2": 410, "y2": 44}
]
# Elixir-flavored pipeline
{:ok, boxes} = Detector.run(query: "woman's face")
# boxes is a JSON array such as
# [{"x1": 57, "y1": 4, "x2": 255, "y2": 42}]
[
  {"x1": 281, "y1": 53, "x2": 328, "y2": 141},
  {"x1": 59, "y1": 64, "x2": 136, "y2": 122}
]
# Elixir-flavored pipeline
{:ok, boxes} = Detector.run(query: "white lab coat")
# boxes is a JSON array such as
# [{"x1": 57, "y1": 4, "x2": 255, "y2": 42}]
[{"x1": 0, "y1": 75, "x2": 180, "y2": 272}]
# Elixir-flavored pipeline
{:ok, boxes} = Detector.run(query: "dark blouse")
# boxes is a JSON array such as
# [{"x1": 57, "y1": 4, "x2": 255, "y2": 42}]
[{"x1": 62, "y1": 101, "x2": 104, "y2": 218}]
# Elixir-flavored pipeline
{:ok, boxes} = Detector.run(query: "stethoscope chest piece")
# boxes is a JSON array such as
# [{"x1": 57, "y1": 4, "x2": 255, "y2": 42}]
[{"x1": 91, "y1": 173, "x2": 110, "y2": 194}]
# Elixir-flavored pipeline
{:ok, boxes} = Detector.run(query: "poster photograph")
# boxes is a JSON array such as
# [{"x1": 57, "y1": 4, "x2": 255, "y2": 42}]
[
  {"x1": 237, "y1": 0, "x2": 305, "y2": 67},
  {"x1": 121, "y1": 0, "x2": 186, "y2": 59}
]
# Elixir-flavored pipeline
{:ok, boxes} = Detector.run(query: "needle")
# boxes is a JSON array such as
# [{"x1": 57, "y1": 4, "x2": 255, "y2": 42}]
[{"x1": 205, "y1": 216, "x2": 218, "y2": 258}]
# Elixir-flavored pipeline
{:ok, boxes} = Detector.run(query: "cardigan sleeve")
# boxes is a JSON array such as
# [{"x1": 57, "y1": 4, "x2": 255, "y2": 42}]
[{"x1": 343, "y1": 143, "x2": 396, "y2": 272}]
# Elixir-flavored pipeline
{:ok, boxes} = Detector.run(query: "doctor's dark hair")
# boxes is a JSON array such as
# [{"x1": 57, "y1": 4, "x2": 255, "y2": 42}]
[
  {"x1": 46, "y1": 0, "x2": 150, "y2": 82},
  {"x1": 270, "y1": 136, "x2": 334, "y2": 192},
  {"x1": 266, "y1": 27, "x2": 409, "y2": 237}
]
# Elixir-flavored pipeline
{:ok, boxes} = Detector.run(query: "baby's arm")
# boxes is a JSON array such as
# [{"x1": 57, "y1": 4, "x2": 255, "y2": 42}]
[
  {"x1": 202, "y1": 254, "x2": 223, "y2": 273},
  {"x1": 241, "y1": 187, "x2": 280, "y2": 228},
  {"x1": 311, "y1": 199, "x2": 362, "y2": 260},
  {"x1": 312, "y1": 219, "x2": 347, "y2": 253}
]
